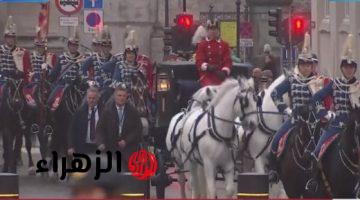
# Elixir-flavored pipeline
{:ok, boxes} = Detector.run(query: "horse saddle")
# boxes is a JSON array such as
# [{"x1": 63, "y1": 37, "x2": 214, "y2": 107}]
[
  {"x1": 23, "y1": 84, "x2": 38, "y2": 107},
  {"x1": 48, "y1": 86, "x2": 67, "y2": 112},
  {"x1": 276, "y1": 128, "x2": 294, "y2": 158},
  {"x1": 318, "y1": 133, "x2": 340, "y2": 160}
]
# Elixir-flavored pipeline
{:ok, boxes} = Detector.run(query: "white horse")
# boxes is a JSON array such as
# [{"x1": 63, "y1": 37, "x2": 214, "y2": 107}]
[
  {"x1": 166, "y1": 85, "x2": 218, "y2": 198},
  {"x1": 237, "y1": 72, "x2": 296, "y2": 198},
  {"x1": 180, "y1": 78, "x2": 259, "y2": 198}
]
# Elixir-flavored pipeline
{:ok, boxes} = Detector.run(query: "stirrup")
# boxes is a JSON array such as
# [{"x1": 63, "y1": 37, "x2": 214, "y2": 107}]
[
  {"x1": 268, "y1": 170, "x2": 279, "y2": 183},
  {"x1": 305, "y1": 178, "x2": 318, "y2": 192}
]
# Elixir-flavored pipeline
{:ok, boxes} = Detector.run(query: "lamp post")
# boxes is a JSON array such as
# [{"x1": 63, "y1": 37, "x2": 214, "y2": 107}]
[{"x1": 236, "y1": 0, "x2": 241, "y2": 57}]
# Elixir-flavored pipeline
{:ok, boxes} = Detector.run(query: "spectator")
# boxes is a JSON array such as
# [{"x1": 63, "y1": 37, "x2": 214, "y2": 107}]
[
  {"x1": 96, "y1": 86, "x2": 142, "y2": 170},
  {"x1": 67, "y1": 87, "x2": 102, "y2": 155}
]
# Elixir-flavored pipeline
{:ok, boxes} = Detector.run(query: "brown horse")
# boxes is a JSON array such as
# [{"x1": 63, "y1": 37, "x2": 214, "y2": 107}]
[
  {"x1": 306, "y1": 107, "x2": 360, "y2": 198},
  {"x1": 275, "y1": 106, "x2": 322, "y2": 198}
]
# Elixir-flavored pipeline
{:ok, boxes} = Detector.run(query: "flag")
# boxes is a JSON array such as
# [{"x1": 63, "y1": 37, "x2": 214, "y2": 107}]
[{"x1": 38, "y1": 2, "x2": 50, "y2": 39}]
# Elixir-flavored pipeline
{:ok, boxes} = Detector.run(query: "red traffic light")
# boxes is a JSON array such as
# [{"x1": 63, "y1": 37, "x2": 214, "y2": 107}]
[
  {"x1": 176, "y1": 14, "x2": 193, "y2": 29},
  {"x1": 292, "y1": 16, "x2": 305, "y2": 33}
]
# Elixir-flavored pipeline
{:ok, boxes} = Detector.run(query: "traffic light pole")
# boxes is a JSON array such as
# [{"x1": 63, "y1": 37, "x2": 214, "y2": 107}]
[
  {"x1": 183, "y1": 0, "x2": 186, "y2": 12},
  {"x1": 236, "y1": 0, "x2": 241, "y2": 57},
  {"x1": 288, "y1": 6, "x2": 294, "y2": 69}
]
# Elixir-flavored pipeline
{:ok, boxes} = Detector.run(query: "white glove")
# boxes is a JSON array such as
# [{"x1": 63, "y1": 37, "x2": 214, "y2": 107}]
[
  {"x1": 324, "y1": 111, "x2": 336, "y2": 120},
  {"x1": 87, "y1": 80, "x2": 96, "y2": 87},
  {"x1": 284, "y1": 107, "x2": 292, "y2": 116},
  {"x1": 41, "y1": 63, "x2": 49, "y2": 70}
]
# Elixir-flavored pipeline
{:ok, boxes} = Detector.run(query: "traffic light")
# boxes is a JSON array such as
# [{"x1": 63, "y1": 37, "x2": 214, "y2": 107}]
[
  {"x1": 176, "y1": 14, "x2": 193, "y2": 30},
  {"x1": 268, "y1": 8, "x2": 282, "y2": 39},
  {"x1": 171, "y1": 13, "x2": 196, "y2": 53},
  {"x1": 282, "y1": 14, "x2": 309, "y2": 45},
  {"x1": 291, "y1": 15, "x2": 307, "y2": 45}
]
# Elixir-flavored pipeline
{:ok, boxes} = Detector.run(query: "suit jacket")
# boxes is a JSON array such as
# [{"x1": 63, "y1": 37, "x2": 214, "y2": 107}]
[
  {"x1": 96, "y1": 99, "x2": 143, "y2": 160},
  {"x1": 68, "y1": 103, "x2": 102, "y2": 153}
]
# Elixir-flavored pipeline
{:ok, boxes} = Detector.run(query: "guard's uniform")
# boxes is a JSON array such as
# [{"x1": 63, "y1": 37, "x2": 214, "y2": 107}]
[
  {"x1": 195, "y1": 38, "x2": 232, "y2": 87},
  {"x1": 310, "y1": 77, "x2": 358, "y2": 157},
  {"x1": 23, "y1": 51, "x2": 56, "y2": 106},
  {"x1": 0, "y1": 45, "x2": 31, "y2": 95},
  {"x1": 82, "y1": 53, "x2": 115, "y2": 88},
  {"x1": 47, "y1": 52, "x2": 84, "y2": 111},
  {"x1": 270, "y1": 74, "x2": 317, "y2": 153}
]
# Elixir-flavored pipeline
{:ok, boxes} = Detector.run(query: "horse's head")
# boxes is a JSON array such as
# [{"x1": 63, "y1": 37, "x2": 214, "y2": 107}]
[
  {"x1": 236, "y1": 77, "x2": 259, "y2": 131},
  {"x1": 190, "y1": 85, "x2": 218, "y2": 110}
]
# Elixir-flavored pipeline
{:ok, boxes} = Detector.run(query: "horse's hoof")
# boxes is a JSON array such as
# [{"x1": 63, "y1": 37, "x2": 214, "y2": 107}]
[{"x1": 28, "y1": 167, "x2": 36, "y2": 176}]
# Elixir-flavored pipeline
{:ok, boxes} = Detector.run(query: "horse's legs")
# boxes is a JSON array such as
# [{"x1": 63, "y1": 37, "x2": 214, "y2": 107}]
[
  {"x1": 3, "y1": 128, "x2": 17, "y2": 173},
  {"x1": 197, "y1": 165, "x2": 208, "y2": 198},
  {"x1": 203, "y1": 159, "x2": 217, "y2": 198},
  {"x1": 223, "y1": 162, "x2": 236, "y2": 198},
  {"x1": 2, "y1": 129, "x2": 10, "y2": 172},
  {"x1": 177, "y1": 167, "x2": 187, "y2": 198},
  {"x1": 14, "y1": 129, "x2": 23, "y2": 166},
  {"x1": 254, "y1": 154, "x2": 268, "y2": 173},
  {"x1": 189, "y1": 162, "x2": 201, "y2": 198},
  {"x1": 24, "y1": 131, "x2": 36, "y2": 175}
]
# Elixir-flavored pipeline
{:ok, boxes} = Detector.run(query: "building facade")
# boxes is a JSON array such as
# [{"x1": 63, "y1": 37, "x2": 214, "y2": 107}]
[
  {"x1": 312, "y1": 0, "x2": 360, "y2": 77},
  {"x1": 0, "y1": 0, "x2": 247, "y2": 63}
]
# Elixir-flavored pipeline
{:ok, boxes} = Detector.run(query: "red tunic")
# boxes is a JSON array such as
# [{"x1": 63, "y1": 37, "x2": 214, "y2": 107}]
[
  {"x1": 137, "y1": 54, "x2": 155, "y2": 98},
  {"x1": 13, "y1": 47, "x2": 32, "y2": 84},
  {"x1": 195, "y1": 38, "x2": 232, "y2": 87}
]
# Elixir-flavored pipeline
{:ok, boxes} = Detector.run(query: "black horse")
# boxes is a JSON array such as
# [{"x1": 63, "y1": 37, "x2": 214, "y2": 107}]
[
  {"x1": 50, "y1": 81, "x2": 86, "y2": 158},
  {"x1": 275, "y1": 106, "x2": 322, "y2": 198},
  {"x1": 307, "y1": 107, "x2": 360, "y2": 198},
  {"x1": 22, "y1": 74, "x2": 55, "y2": 175},
  {"x1": 0, "y1": 78, "x2": 31, "y2": 173}
]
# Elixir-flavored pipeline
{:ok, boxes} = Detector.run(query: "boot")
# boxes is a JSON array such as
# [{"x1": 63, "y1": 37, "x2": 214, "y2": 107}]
[
  {"x1": 268, "y1": 151, "x2": 279, "y2": 183},
  {"x1": 305, "y1": 154, "x2": 319, "y2": 193}
]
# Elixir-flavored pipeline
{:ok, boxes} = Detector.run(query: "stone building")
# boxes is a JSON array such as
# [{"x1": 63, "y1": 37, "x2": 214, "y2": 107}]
[{"x1": 311, "y1": 0, "x2": 360, "y2": 76}]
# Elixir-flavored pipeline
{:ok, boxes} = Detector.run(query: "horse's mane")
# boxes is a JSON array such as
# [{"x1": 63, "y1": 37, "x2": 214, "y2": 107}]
[{"x1": 208, "y1": 78, "x2": 239, "y2": 107}]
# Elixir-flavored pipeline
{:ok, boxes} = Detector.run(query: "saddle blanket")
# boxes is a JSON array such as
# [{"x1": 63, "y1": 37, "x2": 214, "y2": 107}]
[
  {"x1": 48, "y1": 86, "x2": 66, "y2": 112},
  {"x1": 319, "y1": 133, "x2": 340, "y2": 160},
  {"x1": 277, "y1": 131, "x2": 291, "y2": 158},
  {"x1": 23, "y1": 84, "x2": 38, "y2": 107}
]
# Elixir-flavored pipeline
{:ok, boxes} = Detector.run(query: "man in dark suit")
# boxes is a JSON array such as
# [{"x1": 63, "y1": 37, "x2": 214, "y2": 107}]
[
  {"x1": 96, "y1": 86, "x2": 142, "y2": 165},
  {"x1": 68, "y1": 87, "x2": 102, "y2": 155}
]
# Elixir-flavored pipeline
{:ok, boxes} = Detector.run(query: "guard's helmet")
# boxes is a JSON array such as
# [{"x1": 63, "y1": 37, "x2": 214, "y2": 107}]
[
  {"x1": 340, "y1": 34, "x2": 357, "y2": 69},
  {"x1": 4, "y1": 16, "x2": 16, "y2": 37}
]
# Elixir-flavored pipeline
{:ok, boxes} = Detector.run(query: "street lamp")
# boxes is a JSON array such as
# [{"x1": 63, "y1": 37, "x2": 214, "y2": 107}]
[{"x1": 236, "y1": 0, "x2": 241, "y2": 57}]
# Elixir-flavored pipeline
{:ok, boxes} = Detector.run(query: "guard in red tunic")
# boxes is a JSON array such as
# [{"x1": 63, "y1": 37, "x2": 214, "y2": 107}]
[{"x1": 195, "y1": 19, "x2": 232, "y2": 87}]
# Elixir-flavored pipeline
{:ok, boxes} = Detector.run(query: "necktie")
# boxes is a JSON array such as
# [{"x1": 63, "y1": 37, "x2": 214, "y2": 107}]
[
  {"x1": 90, "y1": 107, "x2": 96, "y2": 141},
  {"x1": 118, "y1": 107, "x2": 124, "y2": 136}
]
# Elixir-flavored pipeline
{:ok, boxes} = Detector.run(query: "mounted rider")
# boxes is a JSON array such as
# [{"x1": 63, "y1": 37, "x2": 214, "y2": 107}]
[
  {"x1": 195, "y1": 18, "x2": 232, "y2": 87},
  {"x1": 47, "y1": 27, "x2": 85, "y2": 111},
  {"x1": 84, "y1": 27, "x2": 102, "y2": 58},
  {"x1": 82, "y1": 25, "x2": 115, "y2": 103},
  {"x1": 82, "y1": 25, "x2": 114, "y2": 88},
  {"x1": 306, "y1": 34, "x2": 360, "y2": 192},
  {"x1": 268, "y1": 33, "x2": 327, "y2": 183},
  {"x1": 0, "y1": 16, "x2": 31, "y2": 97},
  {"x1": 23, "y1": 26, "x2": 56, "y2": 107},
  {"x1": 109, "y1": 29, "x2": 148, "y2": 116}
]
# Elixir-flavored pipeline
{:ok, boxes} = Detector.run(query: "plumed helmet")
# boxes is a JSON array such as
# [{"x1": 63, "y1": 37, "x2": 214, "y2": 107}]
[
  {"x1": 340, "y1": 33, "x2": 357, "y2": 68},
  {"x1": 124, "y1": 29, "x2": 138, "y2": 53},
  {"x1": 298, "y1": 32, "x2": 313, "y2": 63},
  {"x1": 206, "y1": 18, "x2": 219, "y2": 30},
  {"x1": 4, "y1": 15, "x2": 16, "y2": 36},
  {"x1": 101, "y1": 25, "x2": 112, "y2": 46},
  {"x1": 68, "y1": 26, "x2": 80, "y2": 45}
]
